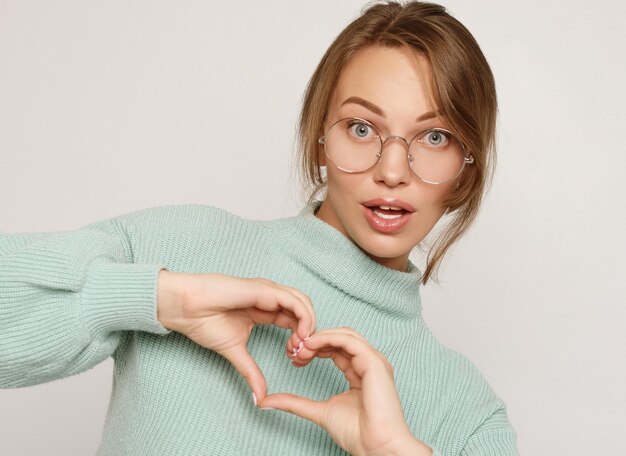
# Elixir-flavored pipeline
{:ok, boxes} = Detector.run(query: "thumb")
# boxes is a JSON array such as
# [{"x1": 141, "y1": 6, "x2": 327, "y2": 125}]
[
  {"x1": 259, "y1": 393, "x2": 326, "y2": 426},
  {"x1": 220, "y1": 345, "x2": 267, "y2": 405}
]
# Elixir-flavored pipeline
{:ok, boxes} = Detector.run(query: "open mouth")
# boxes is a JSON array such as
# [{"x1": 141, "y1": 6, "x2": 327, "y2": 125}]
[{"x1": 361, "y1": 204, "x2": 413, "y2": 233}]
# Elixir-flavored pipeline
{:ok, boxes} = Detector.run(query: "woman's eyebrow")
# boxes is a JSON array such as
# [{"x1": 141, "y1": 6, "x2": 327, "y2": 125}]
[
  {"x1": 416, "y1": 110, "x2": 440, "y2": 122},
  {"x1": 341, "y1": 96, "x2": 386, "y2": 117},
  {"x1": 340, "y1": 96, "x2": 440, "y2": 122}
]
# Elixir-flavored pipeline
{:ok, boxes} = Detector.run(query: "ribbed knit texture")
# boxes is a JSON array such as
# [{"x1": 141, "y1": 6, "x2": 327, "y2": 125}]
[{"x1": 0, "y1": 202, "x2": 518, "y2": 455}]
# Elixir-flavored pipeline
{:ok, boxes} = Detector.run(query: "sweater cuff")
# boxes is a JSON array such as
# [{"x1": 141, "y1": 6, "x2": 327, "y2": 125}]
[{"x1": 80, "y1": 261, "x2": 172, "y2": 338}]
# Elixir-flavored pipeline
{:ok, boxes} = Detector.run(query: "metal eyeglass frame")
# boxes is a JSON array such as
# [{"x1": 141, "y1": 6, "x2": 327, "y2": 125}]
[{"x1": 318, "y1": 116, "x2": 475, "y2": 185}]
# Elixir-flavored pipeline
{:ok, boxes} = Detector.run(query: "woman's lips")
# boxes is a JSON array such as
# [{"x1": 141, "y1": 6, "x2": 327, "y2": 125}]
[{"x1": 361, "y1": 204, "x2": 413, "y2": 234}]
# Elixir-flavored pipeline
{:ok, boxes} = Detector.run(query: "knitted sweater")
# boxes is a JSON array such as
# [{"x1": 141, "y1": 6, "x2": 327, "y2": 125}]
[{"x1": 0, "y1": 201, "x2": 518, "y2": 455}]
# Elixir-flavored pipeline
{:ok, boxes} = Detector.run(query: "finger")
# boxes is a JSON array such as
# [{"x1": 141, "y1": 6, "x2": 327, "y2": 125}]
[
  {"x1": 247, "y1": 307, "x2": 298, "y2": 330},
  {"x1": 255, "y1": 287, "x2": 315, "y2": 341},
  {"x1": 329, "y1": 352, "x2": 363, "y2": 387},
  {"x1": 274, "y1": 286, "x2": 316, "y2": 342},
  {"x1": 291, "y1": 346, "x2": 363, "y2": 388},
  {"x1": 289, "y1": 339, "x2": 345, "y2": 364},
  {"x1": 219, "y1": 344, "x2": 267, "y2": 405},
  {"x1": 303, "y1": 331, "x2": 369, "y2": 356},
  {"x1": 287, "y1": 329, "x2": 338, "y2": 361},
  {"x1": 288, "y1": 327, "x2": 372, "y2": 367},
  {"x1": 289, "y1": 344, "x2": 335, "y2": 364},
  {"x1": 280, "y1": 286, "x2": 317, "y2": 337},
  {"x1": 287, "y1": 336, "x2": 355, "y2": 373},
  {"x1": 301, "y1": 326, "x2": 369, "y2": 348},
  {"x1": 287, "y1": 327, "x2": 360, "y2": 359},
  {"x1": 288, "y1": 335, "x2": 336, "y2": 363},
  {"x1": 258, "y1": 393, "x2": 326, "y2": 427},
  {"x1": 291, "y1": 328, "x2": 363, "y2": 362},
  {"x1": 301, "y1": 332, "x2": 379, "y2": 378},
  {"x1": 287, "y1": 336, "x2": 306, "y2": 361}
]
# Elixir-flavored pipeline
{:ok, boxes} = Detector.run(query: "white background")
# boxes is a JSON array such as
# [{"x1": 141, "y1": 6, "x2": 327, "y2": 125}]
[{"x1": 1, "y1": 1, "x2": 625, "y2": 454}]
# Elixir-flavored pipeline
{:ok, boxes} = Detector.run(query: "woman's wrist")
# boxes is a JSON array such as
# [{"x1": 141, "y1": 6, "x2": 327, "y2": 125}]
[{"x1": 156, "y1": 269, "x2": 186, "y2": 332}]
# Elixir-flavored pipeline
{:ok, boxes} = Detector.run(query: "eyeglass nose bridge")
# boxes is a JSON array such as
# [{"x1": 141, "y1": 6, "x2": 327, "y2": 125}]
[
  {"x1": 381, "y1": 135, "x2": 410, "y2": 148},
  {"x1": 376, "y1": 135, "x2": 414, "y2": 164}
]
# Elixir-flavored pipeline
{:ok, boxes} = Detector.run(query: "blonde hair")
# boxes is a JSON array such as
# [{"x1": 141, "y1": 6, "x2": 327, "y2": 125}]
[{"x1": 297, "y1": 0, "x2": 497, "y2": 284}]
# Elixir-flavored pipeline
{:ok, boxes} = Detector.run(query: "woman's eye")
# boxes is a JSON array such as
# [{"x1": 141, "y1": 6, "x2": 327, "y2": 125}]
[
  {"x1": 348, "y1": 122, "x2": 373, "y2": 138},
  {"x1": 424, "y1": 130, "x2": 449, "y2": 147}
]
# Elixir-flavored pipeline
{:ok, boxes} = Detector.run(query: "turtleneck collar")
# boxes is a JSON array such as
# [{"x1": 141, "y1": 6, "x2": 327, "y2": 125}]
[{"x1": 267, "y1": 200, "x2": 423, "y2": 319}]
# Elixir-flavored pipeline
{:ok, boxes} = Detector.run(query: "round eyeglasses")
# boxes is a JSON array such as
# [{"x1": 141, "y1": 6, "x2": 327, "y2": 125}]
[{"x1": 318, "y1": 117, "x2": 474, "y2": 184}]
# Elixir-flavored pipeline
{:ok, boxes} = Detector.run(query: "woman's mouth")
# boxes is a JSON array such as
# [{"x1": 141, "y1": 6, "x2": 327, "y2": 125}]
[{"x1": 361, "y1": 204, "x2": 413, "y2": 233}]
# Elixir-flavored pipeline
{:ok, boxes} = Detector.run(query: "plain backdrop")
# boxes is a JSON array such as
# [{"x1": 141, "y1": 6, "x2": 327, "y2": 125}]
[{"x1": 1, "y1": 1, "x2": 625, "y2": 455}]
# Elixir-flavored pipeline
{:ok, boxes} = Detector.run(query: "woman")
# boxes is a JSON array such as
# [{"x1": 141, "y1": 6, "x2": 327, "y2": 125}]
[{"x1": 0, "y1": 2, "x2": 518, "y2": 455}]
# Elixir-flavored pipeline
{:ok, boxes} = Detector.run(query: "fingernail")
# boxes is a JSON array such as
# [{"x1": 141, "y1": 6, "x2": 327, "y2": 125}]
[
  {"x1": 291, "y1": 342, "x2": 304, "y2": 359},
  {"x1": 252, "y1": 392, "x2": 257, "y2": 406},
  {"x1": 304, "y1": 335, "x2": 312, "y2": 341}
]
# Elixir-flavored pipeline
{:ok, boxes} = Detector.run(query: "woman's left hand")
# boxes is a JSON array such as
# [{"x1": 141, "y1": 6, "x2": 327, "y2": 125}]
[{"x1": 258, "y1": 327, "x2": 433, "y2": 456}]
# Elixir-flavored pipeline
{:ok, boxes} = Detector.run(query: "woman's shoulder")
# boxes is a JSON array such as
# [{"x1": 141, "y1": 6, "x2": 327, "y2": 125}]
[
  {"x1": 105, "y1": 203, "x2": 245, "y2": 226},
  {"x1": 109, "y1": 203, "x2": 297, "y2": 228},
  {"x1": 81, "y1": 203, "x2": 267, "y2": 251}
]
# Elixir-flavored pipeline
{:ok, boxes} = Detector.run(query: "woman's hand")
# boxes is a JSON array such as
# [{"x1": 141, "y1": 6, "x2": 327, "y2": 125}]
[
  {"x1": 156, "y1": 269, "x2": 316, "y2": 405},
  {"x1": 259, "y1": 327, "x2": 433, "y2": 456}
]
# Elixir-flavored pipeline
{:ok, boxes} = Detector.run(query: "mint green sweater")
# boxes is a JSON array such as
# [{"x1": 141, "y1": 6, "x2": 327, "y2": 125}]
[{"x1": 0, "y1": 201, "x2": 518, "y2": 455}]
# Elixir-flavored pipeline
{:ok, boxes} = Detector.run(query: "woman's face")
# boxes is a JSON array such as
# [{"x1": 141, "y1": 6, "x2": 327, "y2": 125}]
[{"x1": 315, "y1": 45, "x2": 457, "y2": 272}]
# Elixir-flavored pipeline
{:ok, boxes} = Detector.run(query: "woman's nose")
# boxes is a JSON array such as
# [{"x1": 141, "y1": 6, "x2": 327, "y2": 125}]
[{"x1": 372, "y1": 137, "x2": 413, "y2": 186}]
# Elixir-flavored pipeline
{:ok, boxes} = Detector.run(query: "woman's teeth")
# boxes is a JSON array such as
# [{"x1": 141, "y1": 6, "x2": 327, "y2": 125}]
[
  {"x1": 373, "y1": 210, "x2": 402, "y2": 219},
  {"x1": 372, "y1": 206, "x2": 405, "y2": 219}
]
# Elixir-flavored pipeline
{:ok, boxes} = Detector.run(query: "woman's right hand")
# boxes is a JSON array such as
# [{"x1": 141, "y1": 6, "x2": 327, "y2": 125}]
[{"x1": 156, "y1": 269, "x2": 316, "y2": 405}]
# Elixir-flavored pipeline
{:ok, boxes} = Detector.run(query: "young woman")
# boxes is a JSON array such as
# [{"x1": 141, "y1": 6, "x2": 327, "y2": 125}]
[{"x1": 0, "y1": 2, "x2": 518, "y2": 455}]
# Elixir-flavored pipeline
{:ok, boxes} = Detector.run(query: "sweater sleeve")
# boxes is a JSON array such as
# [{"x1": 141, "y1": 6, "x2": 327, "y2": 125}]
[
  {"x1": 0, "y1": 213, "x2": 172, "y2": 389},
  {"x1": 459, "y1": 405, "x2": 519, "y2": 456}
]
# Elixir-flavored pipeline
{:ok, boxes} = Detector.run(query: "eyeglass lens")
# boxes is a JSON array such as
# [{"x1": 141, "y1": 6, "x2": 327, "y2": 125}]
[{"x1": 323, "y1": 118, "x2": 467, "y2": 184}]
